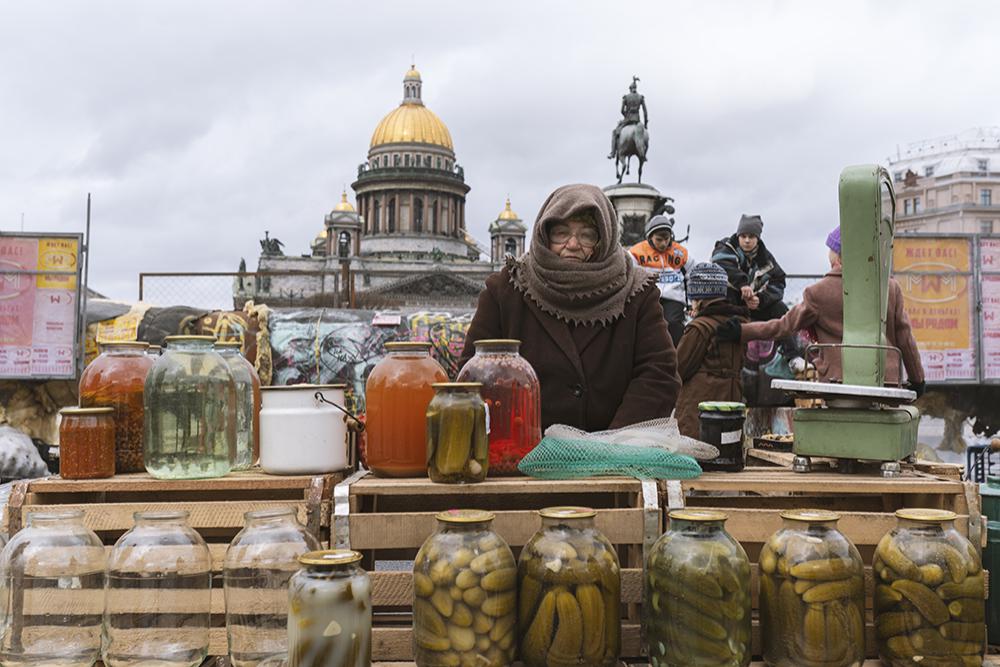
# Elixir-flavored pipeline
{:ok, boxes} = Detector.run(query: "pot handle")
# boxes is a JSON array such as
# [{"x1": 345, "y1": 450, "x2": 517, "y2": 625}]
[{"x1": 314, "y1": 391, "x2": 366, "y2": 432}]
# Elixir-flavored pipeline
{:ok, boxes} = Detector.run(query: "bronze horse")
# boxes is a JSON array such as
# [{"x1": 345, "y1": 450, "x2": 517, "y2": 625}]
[{"x1": 614, "y1": 124, "x2": 648, "y2": 184}]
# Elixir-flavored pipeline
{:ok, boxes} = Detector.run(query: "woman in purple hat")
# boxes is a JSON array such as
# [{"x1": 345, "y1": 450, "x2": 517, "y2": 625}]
[{"x1": 717, "y1": 226, "x2": 926, "y2": 393}]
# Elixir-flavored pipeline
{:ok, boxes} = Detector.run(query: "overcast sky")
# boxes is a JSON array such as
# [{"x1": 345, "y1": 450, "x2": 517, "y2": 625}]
[{"x1": 0, "y1": 1, "x2": 995, "y2": 304}]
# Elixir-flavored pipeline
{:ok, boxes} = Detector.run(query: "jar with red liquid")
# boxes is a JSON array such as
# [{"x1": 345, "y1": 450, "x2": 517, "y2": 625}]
[
  {"x1": 59, "y1": 406, "x2": 116, "y2": 479},
  {"x1": 79, "y1": 341, "x2": 155, "y2": 474},
  {"x1": 365, "y1": 342, "x2": 447, "y2": 477},
  {"x1": 456, "y1": 339, "x2": 541, "y2": 474}
]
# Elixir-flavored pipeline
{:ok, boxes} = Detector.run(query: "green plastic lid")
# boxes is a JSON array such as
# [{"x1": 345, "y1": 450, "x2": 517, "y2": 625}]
[{"x1": 698, "y1": 401, "x2": 746, "y2": 413}]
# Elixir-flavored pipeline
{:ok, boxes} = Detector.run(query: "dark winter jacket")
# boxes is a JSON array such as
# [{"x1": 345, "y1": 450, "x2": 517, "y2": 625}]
[
  {"x1": 675, "y1": 301, "x2": 749, "y2": 438},
  {"x1": 459, "y1": 268, "x2": 681, "y2": 432},
  {"x1": 710, "y1": 234, "x2": 787, "y2": 315}
]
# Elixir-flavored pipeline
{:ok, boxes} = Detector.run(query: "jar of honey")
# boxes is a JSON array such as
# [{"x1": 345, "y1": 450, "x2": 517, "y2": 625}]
[
  {"x1": 365, "y1": 342, "x2": 447, "y2": 477},
  {"x1": 59, "y1": 406, "x2": 116, "y2": 479}
]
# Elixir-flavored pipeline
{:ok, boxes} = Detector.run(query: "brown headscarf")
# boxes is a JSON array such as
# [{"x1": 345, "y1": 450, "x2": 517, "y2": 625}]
[{"x1": 508, "y1": 184, "x2": 654, "y2": 325}]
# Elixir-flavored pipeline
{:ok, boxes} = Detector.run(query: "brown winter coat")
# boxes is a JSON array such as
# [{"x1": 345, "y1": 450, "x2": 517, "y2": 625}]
[
  {"x1": 740, "y1": 269, "x2": 925, "y2": 385},
  {"x1": 675, "y1": 301, "x2": 749, "y2": 438},
  {"x1": 459, "y1": 268, "x2": 681, "y2": 432}
]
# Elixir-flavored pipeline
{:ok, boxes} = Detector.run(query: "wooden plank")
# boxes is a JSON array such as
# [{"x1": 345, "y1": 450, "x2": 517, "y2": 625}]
[
  {"x1": 683, "y1": 470, "x2": 967, "y2": 495},
  {"x1": 17, "y1": 500, "x2": 329, "y2": 532},
  {"x1": 348, "y1": 507, "x2": 643, "y2": 550},
  {"x1": 26, "y1": 471, "x2": 338, "y2": 494},
  {"x1": 350, "y1": 476, "x2": 642, "y2": 496}
]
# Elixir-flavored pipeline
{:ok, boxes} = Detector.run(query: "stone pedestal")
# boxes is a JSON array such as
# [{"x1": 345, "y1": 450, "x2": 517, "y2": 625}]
[{"x1": 602, "y1": 182, "x2": 668, "y2": 247}]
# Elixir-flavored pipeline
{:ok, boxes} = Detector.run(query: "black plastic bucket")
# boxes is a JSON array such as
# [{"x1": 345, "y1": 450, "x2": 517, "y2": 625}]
[{"x1": 698, "y1": 401, "x2": 747, "y2": 472}]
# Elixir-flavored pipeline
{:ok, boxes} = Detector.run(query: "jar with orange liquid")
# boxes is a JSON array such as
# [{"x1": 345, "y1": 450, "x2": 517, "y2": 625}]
[{"x1": 365, "y1": 342, "x2": 447, "y2": 477}]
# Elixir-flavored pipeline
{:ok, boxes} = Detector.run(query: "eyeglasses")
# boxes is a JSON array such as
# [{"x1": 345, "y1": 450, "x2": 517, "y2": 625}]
[{"x1": 549, "y1": 227, "x2": 600, "y2": 248}]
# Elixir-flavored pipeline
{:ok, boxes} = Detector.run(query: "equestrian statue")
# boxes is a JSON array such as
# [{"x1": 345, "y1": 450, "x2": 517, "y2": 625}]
[{"x1": 608, "y1": 76, "x2": 649, "y2": 183}]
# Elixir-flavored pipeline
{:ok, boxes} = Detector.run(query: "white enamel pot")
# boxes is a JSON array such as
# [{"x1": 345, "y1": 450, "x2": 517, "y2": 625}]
[{"x1": 259, "y1": 384, "x2": 352, "y2": 474}]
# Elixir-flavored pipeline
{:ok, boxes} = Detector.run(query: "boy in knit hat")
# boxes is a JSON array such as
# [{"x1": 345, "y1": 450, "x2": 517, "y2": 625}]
[
  {"x1": 673, "y1": 262, "x2": 749, "y2": 438},
  {"x1": 629, "y1": 214, "x2": 692, "y2": 345},
  {"x1": 710, "y1": 214, "x2": 788, "y2": 322}
]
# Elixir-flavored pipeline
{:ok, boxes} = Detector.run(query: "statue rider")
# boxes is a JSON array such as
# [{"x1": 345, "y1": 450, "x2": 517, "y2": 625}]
[{"x1": 608, "y1": 76, "x2": 648, "y2": 159}]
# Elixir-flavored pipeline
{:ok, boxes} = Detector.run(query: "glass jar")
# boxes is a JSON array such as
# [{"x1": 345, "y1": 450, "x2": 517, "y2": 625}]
[
  {"x1": 412, "y1": 510, "x2": 516, "y2": 667},
  {"x1": 79, "y1": 340, "x2": 155, "y2": 473},
  {"x1": 104, "y1": 510, "x2": 213, "y2": 667},
  {"x1": 144, "y1": 335, "x2": 237, "y2": 479},
  {"x1": 224, "y1": 508, "x2": 321, "y2": 667},
  {"x1": 365, "y1": 342, "x2": 447, "y2": 477},
  {"x1": 146, "y1": 345, "x2": 162, "y2": 357},
  {"x1": 759, "y1": 510, "x2": 865, "y2": 667},
  {"x1": 0, "y1": 509, "x2": 105, "y2": 666},
  {"x1": 216, "y1": 341, "x2": 262, "y2": 470},
  {"x1": 518, "y1": 506, "x2": 620, "y2": 667},
  {"x1": 426, "y1": 383, "x2": 489, "y2": 484},
  {"x1": 59, "y1": 406, "x2": 116, "y2": 479},
  {"x1": 645, "y1": 510, "x2": 751, "y2": 667},
  {"x1": 288, "y1": 549, "x2": 371, "y2": 667},
  {"x1": 456, "y1": 339, "x2": 541, "y2": 474},
  {"x1": 874, "y1": 508, "x2": 984, "y2": 665}
]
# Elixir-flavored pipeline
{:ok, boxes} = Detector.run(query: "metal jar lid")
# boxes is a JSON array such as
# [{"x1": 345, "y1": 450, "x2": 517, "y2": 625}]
[
  {"x1": 59, "y1": 407, "x2": 114, "y2": 416},
  {"x1": 384, "y1": 341, "x2": 432, "y2": 351},
  {"x1": 436, "y1": 509, "x2": 495, "y2": 524},
  {"x1": 432, "y1": 382, "x2": 482, "y2": 390},
  {"x1": 669, "y1": 509, "x2": 728, "y2": 523},
  {"x1": 299, "y1": 549, "x2": 363, "y2": 567},
  {"x1": 894, "y1": 508, "x2": 957, "y2": 523},
  {"x1": 539, "y1": 506, "x2": 596, "y2": 520},
  {"x1": 780, "y1": 509, "x2": 841, "y2": 523},
  {"x1": 698, "y1": 401, "x2": 747, "y2": 413}
]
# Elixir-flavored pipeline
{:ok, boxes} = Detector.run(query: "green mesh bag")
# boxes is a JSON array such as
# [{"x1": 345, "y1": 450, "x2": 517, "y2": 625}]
[{"x1": 517, "y1": 436, "x2": 704, "y2": 480}]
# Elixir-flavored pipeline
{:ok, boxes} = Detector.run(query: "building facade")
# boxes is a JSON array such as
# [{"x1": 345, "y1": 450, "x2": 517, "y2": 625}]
[
  {"x1": 887, "y1": 127, "x2": 1000, "y2": 234},
  {"x1": 242, "y1": 67, "x2": 524, "y2": 309}
]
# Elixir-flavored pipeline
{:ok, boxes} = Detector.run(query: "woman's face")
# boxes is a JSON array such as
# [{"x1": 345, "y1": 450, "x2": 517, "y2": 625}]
[{"x1": 548, "y1": 218, "x2": 599, "y2": 262}]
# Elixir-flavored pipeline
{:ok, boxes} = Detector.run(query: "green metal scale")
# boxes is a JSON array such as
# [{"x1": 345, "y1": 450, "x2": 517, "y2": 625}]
[{"x1": 772, "y1": 165, "x2": 919, "y2": 477}]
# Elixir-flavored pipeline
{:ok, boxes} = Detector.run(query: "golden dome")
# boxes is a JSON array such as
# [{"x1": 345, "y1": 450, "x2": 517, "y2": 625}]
[
  {"x1": 497, "y1": 197, "x2": 519, "y2": 221},
  {"x1": 333, "y1": 191, "x2": 355, "y2": 212},
  {"x1": 370, "y1": 67, "x2": 454, "y2": 151}
]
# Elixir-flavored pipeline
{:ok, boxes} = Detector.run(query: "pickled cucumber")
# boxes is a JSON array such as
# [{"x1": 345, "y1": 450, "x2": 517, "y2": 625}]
[{"x1": 892, "y1": 579, "x2": 951, "y2": 626}]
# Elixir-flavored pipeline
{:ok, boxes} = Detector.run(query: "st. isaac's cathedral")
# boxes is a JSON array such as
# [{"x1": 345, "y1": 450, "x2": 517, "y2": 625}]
[{"x1": 240, "y1": 66, "x2": 526, "y2": 309}]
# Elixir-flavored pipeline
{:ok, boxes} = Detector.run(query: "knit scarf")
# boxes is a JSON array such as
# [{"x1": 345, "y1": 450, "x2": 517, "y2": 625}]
[{"x1": 508, "y1": 184, "x2": 654, "y2": 326}]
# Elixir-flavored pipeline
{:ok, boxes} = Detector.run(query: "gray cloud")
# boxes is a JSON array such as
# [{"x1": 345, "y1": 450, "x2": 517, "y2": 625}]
[{"x1": 0, "y1": 0, "x2": 996, "y2": 301}]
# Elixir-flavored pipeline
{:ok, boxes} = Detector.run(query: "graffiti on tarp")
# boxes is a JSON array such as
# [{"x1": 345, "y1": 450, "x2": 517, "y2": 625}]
[
  {"x1": 266, "y1": 309, "x2": 473, "y2": 412},
  {"x1": 407, "y1": 311, "x2": 472, "y2": 377}
]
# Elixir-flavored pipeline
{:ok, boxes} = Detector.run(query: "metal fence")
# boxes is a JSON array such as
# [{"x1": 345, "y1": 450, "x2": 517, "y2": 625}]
[{"x1": 138, "y1": 271, "x2": 342, "y2": 311}]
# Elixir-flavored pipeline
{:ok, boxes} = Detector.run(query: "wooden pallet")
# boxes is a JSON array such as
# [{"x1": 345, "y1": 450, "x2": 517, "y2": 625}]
[
  {"x1": 5, "y1": 471, "x2": 341, "y2": 657},
  {"x1": 661, "y1": 466, "x2": 986, "y2": 658},
  {"x1": 334, "y1": 472, "x2": 660, "y2": 662}
]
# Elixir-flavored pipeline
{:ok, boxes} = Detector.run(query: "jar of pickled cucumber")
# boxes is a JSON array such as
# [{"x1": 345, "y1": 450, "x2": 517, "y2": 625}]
[
  {"x1": 412, "y1": 510, "x2": 516, "y2": 667},
  {"x1": 287, "y1": 549, "x2": 371, "y2": 667},
  {"x1": 645, "y1": 510, "x2": 751, "y2": 667},
  {"x1": 759, "y1": 509, "x2": 865, "y2": 667},
  {"x1": 426, "y1": 383, "x2": 489, "y2": 484},
  {"x1": 873, "y1": 508, "x2": 984, "y2": 666},
  {"x1": 518, "y1": 506, "x2": 620, "y2": 667}
]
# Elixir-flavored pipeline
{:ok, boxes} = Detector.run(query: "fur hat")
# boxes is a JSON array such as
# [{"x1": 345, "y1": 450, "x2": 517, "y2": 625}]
[{"x1": 687, "y1": 262, "x2": 729, "y2": 300}]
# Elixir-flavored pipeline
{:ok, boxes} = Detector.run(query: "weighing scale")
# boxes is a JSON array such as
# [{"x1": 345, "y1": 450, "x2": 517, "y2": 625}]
[{"x1": 771, "y1": 165, "x2": 919, "y2": 477}]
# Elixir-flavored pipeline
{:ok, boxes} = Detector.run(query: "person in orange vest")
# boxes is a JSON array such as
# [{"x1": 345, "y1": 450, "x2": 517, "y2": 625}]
[{"x1": 629, "y1": 215, "x2": 691, "y2": 345}]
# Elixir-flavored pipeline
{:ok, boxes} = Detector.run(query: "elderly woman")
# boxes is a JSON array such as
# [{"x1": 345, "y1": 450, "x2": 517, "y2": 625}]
[{"x1": 460, "y1": 184, "x2": 681, "y2": 432}]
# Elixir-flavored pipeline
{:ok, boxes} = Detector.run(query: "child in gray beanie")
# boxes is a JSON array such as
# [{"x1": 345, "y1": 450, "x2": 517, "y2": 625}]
[{"x1": 674, "y1": 262, "x2": 749, "y2": 438}]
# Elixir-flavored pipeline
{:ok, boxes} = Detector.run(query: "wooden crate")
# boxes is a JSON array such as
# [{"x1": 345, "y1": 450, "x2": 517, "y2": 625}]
[
  {"x1": 662, "y1": 466, "x2": 986, "y2": 658},
  {"x1": 5, "y1": 471, "x2": 341, "y2": 657},
  {"x1": 334, "y1": 473, "x2": 661, "y2": 662}
]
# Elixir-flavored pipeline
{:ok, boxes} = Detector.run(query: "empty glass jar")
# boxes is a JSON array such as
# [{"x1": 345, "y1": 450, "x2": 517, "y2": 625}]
[
  {"x1": 759, "y1": 509, "x2": 865, "y2": 667},
  {"x1": 365, "y1": 342, "x2": 447, "y2": 477},
  {"x1": 645, "y1": 509, "x2": 751, "y2": 667},
  {"x1": 58, "y1": 406, "x2": 116, "y2": 479},
  {"x1": 412, "y1": 510, "x2": 517, "y2": 667},
  {"x1": 0, "y1": 509, "x2": 105, "y2": 667},
  {"x1": 216, "y1": 341, "x2": 261, "y2": 470},
  {"x1": 144, "y1": 335, "x2": 237, "y2": 479},
  {"x1": 456, "y1": 339, "x2": 542, "y2": 474},
  {"x1": 426, "y1": 383, "x2": 489, "y2": 484},
  {"x1": 288, "y1": 550, "x2": 371, "y2": 667},
  {"x1": 518, "y1": 506, "x2": 621, "y2": 667},
  {"x1": 79, "y1": 340, "x2": 155, "y2": 473},
  {"x1": 224, "y1": 507, "x2": 321, "y2": 667},
  {"x1": 874, "y1": 508, "x2": 984, "y2": 666},
  {"x1": 104, "y1": 510, "x2": 213, "y2": 667}
]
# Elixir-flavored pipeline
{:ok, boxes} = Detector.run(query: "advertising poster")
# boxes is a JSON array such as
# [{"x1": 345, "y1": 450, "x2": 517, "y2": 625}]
[
  {"x1": 980, "y1": 238, "x2": 1000, "y2": 381},
  {"x1": 0, "y1": 234, "x2": 81, "y2": 378},
  {"x1": 893, "y1": 237, "x2": 976, "y2": 382}
]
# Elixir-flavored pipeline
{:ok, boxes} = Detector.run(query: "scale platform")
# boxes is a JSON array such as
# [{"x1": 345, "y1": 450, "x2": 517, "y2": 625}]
[{"x1": 771, "y1": 379, "x2": 916, "y2": 406}]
